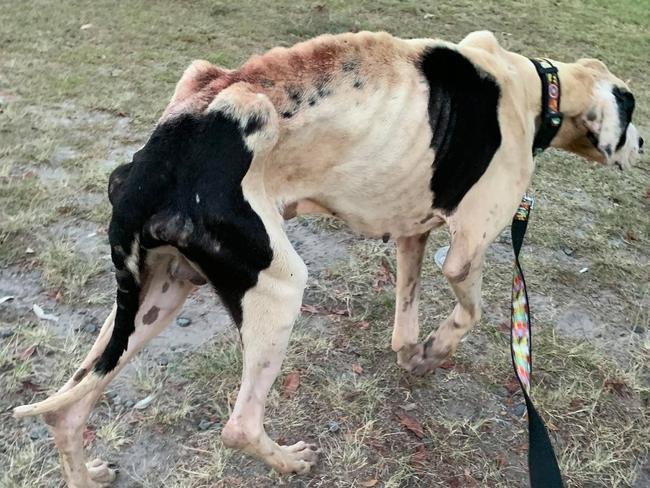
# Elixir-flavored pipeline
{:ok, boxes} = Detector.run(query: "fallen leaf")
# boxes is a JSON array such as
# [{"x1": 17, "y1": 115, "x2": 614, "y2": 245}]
[
  {"x1": 359, "y1": 479, "x2": 379, "y2": 487},
  {"x1": 644, "y1": 189, "x2": 650, "y2": 199},
  {"x1": 624, "y1": 230, "x2": 637, "y2": 241},
  {"x1": 21, "y1": 379, "x2": 43, "y2": 392},
  {"x1": 300, "y1": 304, "x2": 320, "y2": 315},
  {"x1": 282, "y1": 371, "x2": 300, "y2": 397},
  {"x1": 504, "y1": 376, "x2": 520, "y2": 395},
  {"x1": 20, "y1": 344, "x2": 38, "y2": 360},
  {"x1": 396, "y1": 411, "x2": 424, "y2": 438},
  {"x1": 604, "y1": 378, "x2": 630, "y2": 397},
  {"x1": 351, "y1": 363, "x2": 363, "y2": 375},
  {"x1": 83, "y1": 426, "x2": 96, "y2": 448},
  {"x1": 438, "y1": 359, "x2": 455, "y2": 370},
  {"x1": 410, "y1": 443, "x2": 428, "y2": 468},
  {"x1": 47, "y1": 289, "x2": 64, "y2": 303},
  {"x1": 354, "y1": 321, "x2": 370, "y2": 329}
]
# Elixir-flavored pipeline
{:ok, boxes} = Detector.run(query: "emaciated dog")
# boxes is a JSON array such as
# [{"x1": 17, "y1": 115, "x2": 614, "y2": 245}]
[{"x1": 14, "y1": 31, "x2": 642, "y2": 486}]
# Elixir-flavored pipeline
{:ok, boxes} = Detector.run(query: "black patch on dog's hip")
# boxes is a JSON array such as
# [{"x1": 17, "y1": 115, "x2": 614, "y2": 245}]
[
  {"x1": 97, "y1": 111, "x2": 273, "y2": 374},
  {"x1": 419, "y1": 47, "x2": 502, "y2": 213}
]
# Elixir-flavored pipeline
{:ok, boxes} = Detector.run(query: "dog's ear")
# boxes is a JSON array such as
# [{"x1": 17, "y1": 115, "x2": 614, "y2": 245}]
[
  {"x1": 576, "y1": 58, "x2": 610, "y2": 75},
  {"x1": 170, "y1": 60, "x2": 229, "y2": 106},
  {"x1": 108, "y1": 162, "x2": 133, "y2": 206},
  {"x1": 581, "y1": 83, "x2": 633, "y2": 159}
]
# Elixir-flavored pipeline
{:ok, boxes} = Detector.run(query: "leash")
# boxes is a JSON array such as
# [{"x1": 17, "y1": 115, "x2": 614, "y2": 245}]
[
  {"x1": 508, "y1": 58, "x2": 566, "y2": 487},
  {"x1": 511, "y1": 195, "x2": 564, "y2": 488}
]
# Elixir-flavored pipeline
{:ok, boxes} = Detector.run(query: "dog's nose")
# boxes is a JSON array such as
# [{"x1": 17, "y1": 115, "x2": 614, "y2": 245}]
[{"x1": 639, "y1": 136, "x2": 644, "y2": 149}]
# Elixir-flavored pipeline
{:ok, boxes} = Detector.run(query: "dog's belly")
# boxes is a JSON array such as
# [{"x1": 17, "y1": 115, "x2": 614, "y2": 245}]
[{"x1": 316, "y1": 151, "x2": 443, "y2": 238}]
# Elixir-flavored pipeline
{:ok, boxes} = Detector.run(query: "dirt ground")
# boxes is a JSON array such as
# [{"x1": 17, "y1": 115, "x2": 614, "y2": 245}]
[{"x1": 1, "y1": 1, "x2": 648, "y2": 487}]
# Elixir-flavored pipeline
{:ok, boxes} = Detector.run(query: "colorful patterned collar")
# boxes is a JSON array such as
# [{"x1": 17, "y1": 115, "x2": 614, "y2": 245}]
[{"x1": 530, "y1": 58, "x2": 564, "y2": 155}]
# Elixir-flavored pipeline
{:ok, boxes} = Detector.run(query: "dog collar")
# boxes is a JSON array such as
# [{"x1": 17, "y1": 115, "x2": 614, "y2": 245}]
[{"x1": 530, "y1": 58, "x2": 563, "y2": 155}]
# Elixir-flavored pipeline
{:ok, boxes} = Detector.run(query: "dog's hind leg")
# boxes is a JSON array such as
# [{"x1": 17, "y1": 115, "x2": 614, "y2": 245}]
[
  {"x1": 391, "y1": 232, "x2": 429, "y2": 356},
  {"x1": 14, "y1": 250, "x2": 196, "y2": 487},
  {"x1": 218, "y1": 214, "x2": 317, "y2": 473}
]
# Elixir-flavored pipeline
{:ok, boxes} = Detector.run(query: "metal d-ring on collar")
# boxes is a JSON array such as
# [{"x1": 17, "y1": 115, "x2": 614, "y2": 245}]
[{"x1": 530, "y1": 58, "x2": 564, "y2": 155}]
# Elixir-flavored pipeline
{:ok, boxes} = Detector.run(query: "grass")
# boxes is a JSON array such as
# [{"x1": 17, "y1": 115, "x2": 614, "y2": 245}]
[{"x1": 1, "y1": 0, "x2": 649, "y2": 487}]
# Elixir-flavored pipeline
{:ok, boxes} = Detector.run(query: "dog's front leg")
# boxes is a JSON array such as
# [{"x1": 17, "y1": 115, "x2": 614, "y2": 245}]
[
  {"x1": 397, "y1": 228, "x2": 485, "y2": 375},
  {"x1": 391, "y1": 232, "x2": 429, "y2": 355},
  {"x1": 220, "y1": 230, "x2": 318, "y2": 474}
]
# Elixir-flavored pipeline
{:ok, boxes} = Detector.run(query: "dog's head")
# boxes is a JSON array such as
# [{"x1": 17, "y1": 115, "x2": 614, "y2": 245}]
[{"x1": 556, "y1": 58, "x2": 642, "y2": 170}]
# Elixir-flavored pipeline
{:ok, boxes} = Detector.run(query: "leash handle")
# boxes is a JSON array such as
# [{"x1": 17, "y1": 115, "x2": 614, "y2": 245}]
[{"x1": 510, "y1": 195, "x2": 564, "y2": 488}]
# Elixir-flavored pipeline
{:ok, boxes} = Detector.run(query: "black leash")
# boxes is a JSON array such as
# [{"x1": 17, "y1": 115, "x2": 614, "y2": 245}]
[
  {"x1": 511, "y1": 197, "x2": 564, "y2": 488},
  {"x1": 506, "y1": 58, "x2": 566, "y2": 487}
]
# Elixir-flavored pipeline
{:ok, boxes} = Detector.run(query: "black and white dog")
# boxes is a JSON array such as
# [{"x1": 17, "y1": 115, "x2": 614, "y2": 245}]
[{"x1": 15, "y1": 30, "x2": 642, "y2": 487}]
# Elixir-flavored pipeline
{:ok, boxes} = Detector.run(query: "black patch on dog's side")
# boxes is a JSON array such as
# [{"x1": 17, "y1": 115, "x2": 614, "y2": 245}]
[
  {"x1": 612, "y1": 86, "x2": 635, "y2": 150},
  {"x1": 96, "y1": 112, "x2": 273, "y2": 375},
  {"x1": 419, "y1": 47, "x2": 502, "y2": 213}
]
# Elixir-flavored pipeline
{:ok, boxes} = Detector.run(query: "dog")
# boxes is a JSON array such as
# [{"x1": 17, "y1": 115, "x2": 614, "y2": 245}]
[{"x1": 14, "y1": 30, "x2": 642, "y2": 486}]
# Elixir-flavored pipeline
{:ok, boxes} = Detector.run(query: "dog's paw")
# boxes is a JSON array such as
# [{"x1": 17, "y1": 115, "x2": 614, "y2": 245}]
[
  {"x1": 276, "y1": 441, "x2": 320, "y2": 475},
  {"x1": 396, "y1": 338, "x2": 442, "y2": 376},
  {"x1": 86, "y1": 458, "x2": 117, "y2": 486}
]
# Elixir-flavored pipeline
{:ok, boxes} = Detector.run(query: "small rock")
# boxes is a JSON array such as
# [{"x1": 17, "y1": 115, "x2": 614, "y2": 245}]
[
  {"x1": 633, "y1": 325, "x2": 646, "y2": 334},
  {"x1": 83, "y1": 323, "x2": 98, "y2": 334},
  {"x1": 158, "y1": 356, "x2": 169, "y2": 366},
  {"x1": 176, "y1": 317, "x2": 191, "y2": 328},
  {"x1": 124, "y1": 400, "x2": 135, "y2": 408},
  {"x1": 29, "y1": 424, "x2": 48, "y2": 440},
  {"x1": 112, "y1": 395, "x2": 122, "y2": 405},
  {"x1": 326, "y1": 420, "x2": 340, "y2": 433},
  {"x1": 495, "y1": 387, "x2": 509, "y2": 399},
  {"x1": 562, "y1": 247, "x2": 574, "y2": 256},
  {"x1": 514, "y1": 403, "x2": 526, "y2": 417},
  {"x1": 0, "y1": 327, "x2": 14, "y2": 339},
  {"x1": 198, "y1": 419, "x2": 213, "y2": 431},
  {"x1": 106, "y1": 391, "x2": 119, "y2": 399},
  {"x1": 422, "y1": 437, "x2": 435, "y2": 448}
]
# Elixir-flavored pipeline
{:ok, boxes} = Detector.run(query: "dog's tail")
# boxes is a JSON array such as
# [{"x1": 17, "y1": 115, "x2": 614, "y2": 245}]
[
  {"x1": 13, "y1": 373, "x2": 102, "y2": 417},
  {"x1": 14, "y1": 167, "x2": 149, "y2": 418}
]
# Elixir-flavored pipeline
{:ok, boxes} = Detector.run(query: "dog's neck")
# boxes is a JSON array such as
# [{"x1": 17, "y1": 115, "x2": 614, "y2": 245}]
[{"x1": 513, "y1": 53, "x2": 597, "y2": 153}]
